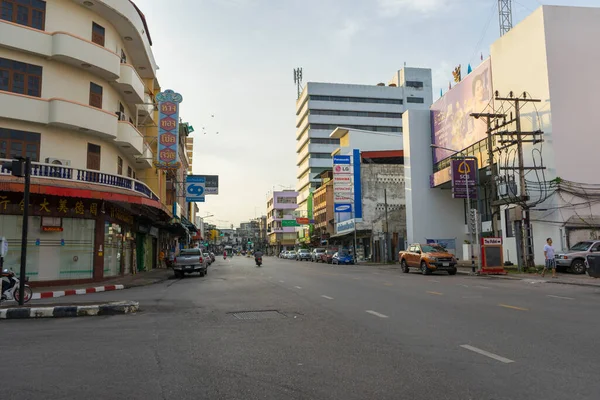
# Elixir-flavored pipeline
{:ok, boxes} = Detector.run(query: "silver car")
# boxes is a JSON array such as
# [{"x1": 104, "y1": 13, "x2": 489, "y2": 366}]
[
  {"x1": 555, "y1": 240, "x2": 600, "y2": 274},
  {"x1": 173, "y1": 248, "x2": 208, "y2": 278}
]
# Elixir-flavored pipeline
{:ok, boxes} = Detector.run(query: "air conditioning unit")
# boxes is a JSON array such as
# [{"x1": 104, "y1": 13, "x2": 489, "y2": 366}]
[{"x1": 45, "y1": 158, "x2": 71, "y2": 166}]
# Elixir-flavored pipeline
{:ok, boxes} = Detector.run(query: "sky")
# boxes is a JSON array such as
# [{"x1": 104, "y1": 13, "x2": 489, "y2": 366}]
[{"x1": 134, "y1": 0, "x2": 599, "y2": 227}]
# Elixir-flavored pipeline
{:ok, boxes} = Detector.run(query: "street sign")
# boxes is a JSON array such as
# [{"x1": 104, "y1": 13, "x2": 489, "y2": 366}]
[
  {"x1": 282, "y1": 220, "x2": 299, "y2": 227},
  {"x1": 333, "y1": 165, "x2": 352, "y2": 175},
  {"x1": 333, "y1": 155, "x2": 351, "y2": 165},
  {"x1": 185, "y1": 175, "x2": 205, "y2": 202}
]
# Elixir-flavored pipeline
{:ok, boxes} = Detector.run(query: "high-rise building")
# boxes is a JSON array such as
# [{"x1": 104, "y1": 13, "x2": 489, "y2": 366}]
[
  {"x1": 294, "y1": 68, "x2": 433, "y2": 214},
  {"x1": 266, "y1": 190, "x2": 298, "y2": 255}
]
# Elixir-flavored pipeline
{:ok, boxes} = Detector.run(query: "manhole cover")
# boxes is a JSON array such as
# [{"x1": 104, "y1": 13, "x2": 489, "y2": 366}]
[{"x1": 230, "y1": 310, "x2": 286, "y2": 320}]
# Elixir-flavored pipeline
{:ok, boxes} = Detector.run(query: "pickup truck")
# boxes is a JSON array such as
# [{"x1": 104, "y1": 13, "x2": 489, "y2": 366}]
[
  {"x1": 173, "y1": 248, "x2": 208, "y2": 278},
  {"x1": 555, "y1": 240, "x2": 600, "y2": 274},
  {"x1": 399, "y1": 243, "x2": 457, "y2": 275}
]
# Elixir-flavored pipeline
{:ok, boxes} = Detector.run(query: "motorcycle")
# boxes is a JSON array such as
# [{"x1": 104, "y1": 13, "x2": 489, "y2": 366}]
[
  {"x1": 255, "y1": 257, "x2": 262, "y2": 267},
  {"x1": 223, "y1": 253, "x2": 227, "y2": 260},
  {"x1": 1, "y1": 269, "x2": 33, "y2": 303}
]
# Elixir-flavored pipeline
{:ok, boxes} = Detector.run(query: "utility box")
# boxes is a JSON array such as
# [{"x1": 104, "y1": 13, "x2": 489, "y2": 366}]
[{"x1": 480, "y1": 237, "x2": 506, "y2": 275}]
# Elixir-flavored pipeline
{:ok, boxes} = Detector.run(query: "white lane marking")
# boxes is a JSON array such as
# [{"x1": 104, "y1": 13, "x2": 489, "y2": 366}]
[
  {"x1": 547, "y1": 294, "x2": 574, "y2": 300},
  {"x1": 321, "y1": 295, "x2": 334, "y2": 300},
  {"x1": 366, "y1": 310, "x2": 389, "y2": 318},
  {"x1": 430, "y1": 279, "x2": 440, "y2": 283},
  {"x1": 279, "y1": 280, "x2": 285, "y2": 283},
  {"x1": 475, "y1": 285, "x2": 490, "y2": 289},
  {"x1": 295, "y1": 286, "x2": 302, "y2": 289},
  {"x1": 459, "y1": 284, "x2": 469, "y2": 288},
  {"x1": 460, "y1": 345, "x2": 514, "y2": 364}
]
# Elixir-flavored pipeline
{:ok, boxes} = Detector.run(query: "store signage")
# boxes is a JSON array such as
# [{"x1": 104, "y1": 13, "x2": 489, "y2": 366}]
[
  {"x1": 333, "y1": 164, "x2": 352, "y2": 175},
  {"x1": 42, "y1": 226, "x2": 63, "y2": 232},
  {"x1": 334, "y1": 192, "x2": 353, "y2": 202},
  {"x1": 201, "y1": 175, "x2": 219, "y2": 195},
  {"x1": 282, "y1": 220, "x2": 299, "y2": 227},
  {"x1": 483, "y1": 237, "x2": 502, "y2": 245},
  {"x1": 155, "y1": 89, "x2": 183, "y2": 170},
  {"x1": 296, "y1": 217, "x2": 309, "y2": 225},
  {"x1": 333, "y1": 185, "x2": 352, "y2": 193},
  {"x1": 333, "y1": 175, "x2": 352, "y2": 184},
  {"x1": 334, "y1": 204, "x2": 352, "y2": 213},
  {"x1": 450, "y1": 158, "x2": 478, "y2": 199},
  {"x1": 336, "y1": 219, "x2": 355, "y2": 235},
  {"x1": 333, "y1": 155, "x2": 351, "y2": 165},
  {"x1": 186, "y1": 175, "x2": 206, "y2": 202}
]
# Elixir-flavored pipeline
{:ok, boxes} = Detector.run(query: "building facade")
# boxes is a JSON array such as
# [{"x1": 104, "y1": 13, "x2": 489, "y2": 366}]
[
  {"x1": 0, "y1": 0, "x2": 189, "y2": 284},
  {"x1": 266, "y1": 190, "x2": 298, "y2": 255},
  {"x1": 404, "y1": 5, "x2": 600, "y2": 266},
  {"x1": 313, "y1": 171, "x2": 334, "y2": 242}
]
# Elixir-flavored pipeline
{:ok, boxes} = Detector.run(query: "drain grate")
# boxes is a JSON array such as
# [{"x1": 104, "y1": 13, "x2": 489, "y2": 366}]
[{"x1": 230, "y1": 310, "x2": 286, "y2": 320}]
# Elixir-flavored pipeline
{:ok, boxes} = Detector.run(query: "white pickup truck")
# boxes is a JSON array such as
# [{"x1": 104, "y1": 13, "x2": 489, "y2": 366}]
[{"x1": 173, "y1": 248, "x2": 208, "y2": 278}]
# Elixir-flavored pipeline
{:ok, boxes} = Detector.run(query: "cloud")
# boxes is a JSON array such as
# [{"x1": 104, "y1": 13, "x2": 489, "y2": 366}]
[
  {"x1": 331, "y1": 19, "x2": 364, "y2": 53},
  {"x1": 376, "y1": 0, "x2": 452, "y2": 16}
]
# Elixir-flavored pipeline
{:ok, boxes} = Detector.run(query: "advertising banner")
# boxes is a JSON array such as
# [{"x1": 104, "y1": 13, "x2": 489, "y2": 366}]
[
  {"x1": 333, "y1": 185, "x2": 352, "y2": 193},
  {"x1": 282, "y1": 220, "x2": 299, "y2": 227},
  {"x1": 185, "y1": 175, "x2": 205, "y2": 202},
  {"x1": 334, "y1": 192, "x2": 353, "y2": 202},
  {"x1": 450, "y1": 158, "x2": 478, "y2": 199},
  {"x1": 200, "y1": 175, "x2": 219, "y2": 195},
  {"x1": 431, "y1": 59, "x2": 493, "y2": 163},
  {"x1": 333, "y1": 164, "x2": 352, "y2": 175},
  {"x1": 336, "y1": 219, "x2": 355, "y2": 235},
  {"x1": 155, "y1": 89, "x2": 183, "y2": 169},
  {"x1": 334, "y1": 204, "x2": 352, "y2": 213},
  {"x1": 333, "y1": 175, "x2": 352, "y2": 184},
  {"x1": 333, "y1": 155, "x2": 351, "y2": 165}
]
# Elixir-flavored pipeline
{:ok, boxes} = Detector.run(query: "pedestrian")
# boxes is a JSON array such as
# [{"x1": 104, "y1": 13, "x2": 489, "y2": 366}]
[{"x1": 542, "y1": 237, "x2": 557, "y2": 278}]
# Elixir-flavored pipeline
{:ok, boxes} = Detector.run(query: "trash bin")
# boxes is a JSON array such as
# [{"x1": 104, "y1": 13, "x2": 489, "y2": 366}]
[{"x1": 585, "y1": 254, "x2": 600, "y2": 278}]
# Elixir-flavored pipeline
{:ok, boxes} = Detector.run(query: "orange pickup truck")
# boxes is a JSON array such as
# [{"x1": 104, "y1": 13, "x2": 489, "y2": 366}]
[{"x1": 399, "y1": 243, "x2": 457, "y2": 275}]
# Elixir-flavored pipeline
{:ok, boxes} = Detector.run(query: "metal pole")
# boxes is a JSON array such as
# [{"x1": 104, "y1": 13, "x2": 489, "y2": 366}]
[
  {"x1": 353, "y1": 216, "x2": 358, "y2": 265},
  {"x1": 384, "y1": 188, "x2": 389, "y2": 263},
  {"x1": 465, "y1": 162, "x2": 476, "y2": 274},
  {"x1": 18, "y1": 157, "x2": 31, "y2": 306}
]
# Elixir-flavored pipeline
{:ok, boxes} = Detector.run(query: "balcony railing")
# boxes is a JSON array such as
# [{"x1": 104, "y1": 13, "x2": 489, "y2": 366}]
[{"x1": 0, "y1": 159, "x2": 159, "y2": 201}]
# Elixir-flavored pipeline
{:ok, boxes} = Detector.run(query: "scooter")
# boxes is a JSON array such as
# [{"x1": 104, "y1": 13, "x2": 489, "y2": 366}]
[
  {"x1": 1, "y1": 269, "x2": 33, "y2": 303},
  {"x1": 255, "y1": 257, "x2": 262, "y2": 267}
]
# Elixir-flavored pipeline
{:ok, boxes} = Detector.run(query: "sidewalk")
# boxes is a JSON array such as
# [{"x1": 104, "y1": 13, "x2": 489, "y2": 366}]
[{"x1": 29, "y1": 268, "x2": 173, "y2": 300}]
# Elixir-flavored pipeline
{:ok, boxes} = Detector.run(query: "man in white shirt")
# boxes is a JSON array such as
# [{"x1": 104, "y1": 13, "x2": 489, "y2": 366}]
[{"x1": 542, "y1": 237, "x2": 557, "y2": 278}]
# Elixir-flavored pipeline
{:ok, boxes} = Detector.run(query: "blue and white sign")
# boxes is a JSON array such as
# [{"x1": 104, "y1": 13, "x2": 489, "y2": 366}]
[
  {"x1": 336, "y1": 219, "x2": 355, "y2": 235},
  {"x1": 186, "y1": 175, "x2": 206, "y2": 202},
  {"x1": 333, "y1": 155, "x2": 351, "y2": 165},
  {"x1": 334, "y1": 203, "x2": 353, "y2": 213}
]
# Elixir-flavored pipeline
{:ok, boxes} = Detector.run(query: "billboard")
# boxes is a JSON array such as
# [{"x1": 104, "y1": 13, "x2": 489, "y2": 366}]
[
  {"x1": 450, "y1": 158, "x2": 477, "y2": 199},
  {"x1": 431, "y1": 59, "x2": 492, "y2": 163},
  {"x1": 155, "y1": 90, "x2": 183, "y2": 170},
  {"x1": 185, "y1": 175, "x2": 205, "y2": 202}
]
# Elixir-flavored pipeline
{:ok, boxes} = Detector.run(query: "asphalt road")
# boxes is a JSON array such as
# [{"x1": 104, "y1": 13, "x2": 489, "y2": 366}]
[{"x1": 1, "y1": 256, "x2": 599, "y2": 400}]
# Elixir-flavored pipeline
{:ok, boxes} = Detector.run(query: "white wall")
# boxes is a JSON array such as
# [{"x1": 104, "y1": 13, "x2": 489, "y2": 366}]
[{"x1": 403, "y1": 110, "x2": 468, "y2": 258}]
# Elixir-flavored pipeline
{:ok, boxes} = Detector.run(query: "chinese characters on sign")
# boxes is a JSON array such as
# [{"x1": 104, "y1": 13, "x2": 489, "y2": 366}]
[
  {"x1": 155, "y1": 89, "x2": 183, "y2": 170},
  {"x1": 0, "y1": 195, "x2": 100, "y2": 217}
]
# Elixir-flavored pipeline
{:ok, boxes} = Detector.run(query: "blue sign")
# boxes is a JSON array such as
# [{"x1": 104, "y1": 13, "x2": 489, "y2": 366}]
[
  {"x1": 333, "y1": 155, "x2": 351, "y2": 165},
  {"x1": 336, "y1": 219, "x2": 355, "y2": 235},
  {"x1": 334, "y1": 203, "x2": 353, "y2": 213},
  {"x1": 186, "y1": 175, "x2": 206, "y2": 202}
]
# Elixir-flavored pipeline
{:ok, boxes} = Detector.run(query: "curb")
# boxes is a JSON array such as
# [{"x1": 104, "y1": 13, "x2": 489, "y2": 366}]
[
  {"x1": 545, "y1": 280, "x2": 600, "y2": 288},
  {"x1": 0, "y1": 301, "x2": 139, "y2": 320},
  {"x1": 32, "y1": 284, "x2": 125, "y2": 300}
]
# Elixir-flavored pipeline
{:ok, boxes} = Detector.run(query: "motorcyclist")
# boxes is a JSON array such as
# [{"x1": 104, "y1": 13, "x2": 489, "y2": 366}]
[
  {"x1": 1, "y1": 268, "x2": 13, "y2": 296},
  {"x1": 254, "y1": 249, "x2": 264, "y2": 263}
]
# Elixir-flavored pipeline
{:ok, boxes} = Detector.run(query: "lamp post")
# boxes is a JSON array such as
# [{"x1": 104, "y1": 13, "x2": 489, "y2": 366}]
[{"x1": 431, "y1": 144, "x2": 480, "y2": 274}]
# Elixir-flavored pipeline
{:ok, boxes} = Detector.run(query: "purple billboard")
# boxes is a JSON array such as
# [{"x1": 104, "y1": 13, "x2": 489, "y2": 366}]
[
  {"x1": 431, "y1": 59, "x2": 493, "y2": 163},
  {"x1": 451, "y1": 158, "x2": 478, "y2": 199}
]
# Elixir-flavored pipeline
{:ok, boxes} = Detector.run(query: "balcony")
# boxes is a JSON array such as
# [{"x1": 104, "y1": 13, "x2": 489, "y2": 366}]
[
  {"x1": 48, "y1": 98, "x2": 118, "y2": 140},
  {"x1": 0, "y1": 91, "x2": 118, "y2": 140},
  {"x1": 114, "y1": 63, "x2": 145, "y2": 105},
  {"x1": 0, "y1": 158, "x2": 159, "y2": 201},
  {"x1": 136, "y1": 93, "x2": 156, "y2": 124},
  {"x1": 133, "y1": 143, "x2": 153, "y2": 169},
  {"x1": 116, "y1": 121, "x2": 144, "y2": 156},
  {"x1": 0, "y1": 21, "x2": 120, "y2": 81}
]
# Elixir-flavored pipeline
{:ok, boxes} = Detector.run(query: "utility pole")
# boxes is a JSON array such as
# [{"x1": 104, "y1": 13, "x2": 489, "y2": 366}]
[
  {"x1": 470, "y1": 112, "x2": 506, "y2": 237},
  {"x1": 494, "y1": 91, "x2": 544, "y2": 271},
  {"x1": 384, "y1": 189, "x2": 389, "y2": 263}
]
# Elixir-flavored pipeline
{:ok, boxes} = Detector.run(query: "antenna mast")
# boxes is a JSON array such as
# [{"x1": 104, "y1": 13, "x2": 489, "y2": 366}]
[
  {"x1": 293, "y1": 67, "x2": 303, "y2": 99},
  {"x1": 498, "y1": 0, "x2": 513, "y2": 36}
]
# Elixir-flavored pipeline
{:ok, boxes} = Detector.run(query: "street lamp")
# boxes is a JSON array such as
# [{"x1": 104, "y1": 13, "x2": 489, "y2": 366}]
[{"x1": 430, "y1": 144, "x2": 480, "y2": 274}]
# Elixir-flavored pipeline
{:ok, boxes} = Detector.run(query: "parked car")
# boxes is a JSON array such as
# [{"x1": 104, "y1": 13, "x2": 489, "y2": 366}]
[
  {"x1": 287, "y1": 251, "x2": 297, "y2": 260},
  {"x1": 296, "y1": 249, "x2": 311, "y2": 261},
  {"x1": 555, "y1": 240, "x2": 600, "y2": 274},
  {"x1": 320, "y1": 249, "x2": 338, "y2": 264},
  {"x1": 203, "y1": 252, "x2": 212, "y2": 265},
  {"x1": 332, "y1": 251, "x2": 354, "y2": 265},
  {"x1": 399, "y1": 243, "x2": 457, "y2": 275},
  {"x1": 311, "y1": 248, "x2": 325, "y2": 262},
  {"x1": 173, "y1": 248, "x2": 208, "y2": 278}
]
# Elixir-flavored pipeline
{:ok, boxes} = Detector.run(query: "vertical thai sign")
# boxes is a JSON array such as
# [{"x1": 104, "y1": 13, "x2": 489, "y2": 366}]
[
  {"x1": 450, "y1": 158, "x2": 478, "y2": 199},
  {"x1": 155, "y1": 90, "x2": 183, "y2": 170}
]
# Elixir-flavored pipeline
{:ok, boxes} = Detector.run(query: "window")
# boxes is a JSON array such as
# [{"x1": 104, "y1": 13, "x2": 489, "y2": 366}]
[
  {"x1": 310, "y1": 138, "x2": 340, "y2": 145},
  {"x1": 117, "y1": 157, "x2": 123, "y2": 175},
  {"x1": 406, "y1": 97, "x2": 425, "y2": 104},
  {"x1": 1, "y1": 0, "x2": 46, "y2": 30},
  {"x1": 310, "y1": 124, "x2": 401, "y2": 133},
  {"x1": 91, "y1": 22, "x2": 105, "y2": 46},
  {"x1": 127, "y1": 166, "x2": 132, "y2": 178},
  {"x1": 132, "y1": 170, "x2": 136, "y2": 180},
  {"x1": 406, "y1": 81, "x2": 424, "y2": 89},
  {"x1": 120, "y1": 49, "x2": 127, "y2": 64},
  {"x1": 310, "y1": 95, "x2": 402, "y2": 105},
  {"x1": 87, "y1": 143, "x2": 101, "y2": 171},
  {"x1": 0, "y1": 57, "x2": 42, "y2": 97},
  {"x1": 89, "y1": 82, "x2": 103, "y2": 108},
  {"x1": 0, "y1": 128, "x2": 41, "y2": 161},
  {"x1": 310, "y1": 153, "x2": 331, "y2": 159},
  {"x1": 117, "y1": 102, "x2": 125, "y2": 121},
  {"x1": 311, "y1": 109, "x2": 402, "y2": 119}
]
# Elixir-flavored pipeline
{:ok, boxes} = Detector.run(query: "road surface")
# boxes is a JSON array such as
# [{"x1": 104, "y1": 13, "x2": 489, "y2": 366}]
[{"x1": 1, "y1": 256, "x2": 599, "y2": 399}]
